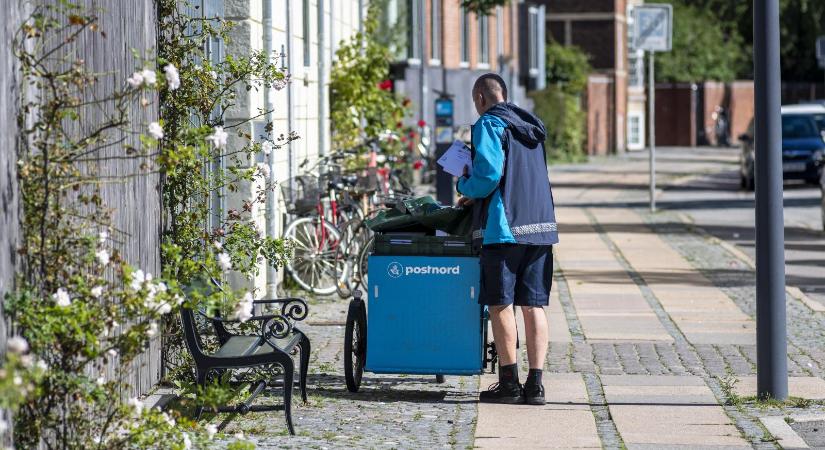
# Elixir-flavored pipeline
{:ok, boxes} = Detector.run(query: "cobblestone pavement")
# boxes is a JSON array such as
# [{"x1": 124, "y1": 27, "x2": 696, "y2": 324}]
[
  {"x1": 215, "y1": 297, "x2": 480, "y2": 449},
  {"x1": 214, "y1": 147, "x2": 825, "y2": 449}
]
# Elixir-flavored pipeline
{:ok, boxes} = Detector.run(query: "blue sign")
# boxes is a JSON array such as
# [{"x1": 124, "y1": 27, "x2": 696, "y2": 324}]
[
  {"x1": 435, "y1": 98, "x2": 453, "y2": 117},
  {"x1": 633, "y1": 4, "x2": 673, "y2": 52}
]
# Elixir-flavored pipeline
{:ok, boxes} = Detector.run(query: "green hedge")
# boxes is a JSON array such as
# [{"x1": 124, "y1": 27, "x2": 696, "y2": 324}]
[{"x1": 530, "y1": 41, "x2": 590, "y2": 163}]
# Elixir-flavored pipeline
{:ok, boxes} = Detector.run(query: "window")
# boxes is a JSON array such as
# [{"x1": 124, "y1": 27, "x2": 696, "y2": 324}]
[
  {"x1": 460, "y1": 7, "x2": 470, "y2": 65},
  {"x1": 406, "y1": 0, "x2": 422, "y2": 60},
  {"x1": 479, "y1": 14, "x2": 489, "y2": 65},
  {"x1": 520, "y1": 4, "x2": 545, "y2": 90},
  {"x1": 430, "y1": 0, "x2": 440, "y2": 61},
  {"x1": 627, "y1": 113, "x2": 645, "y2": 150},
  {"x1": 302, "y1": 0, "x2": 310, "y2": 66},
  {"x1": 528, "y1": 9, "x2": 539, "y2": 74}
]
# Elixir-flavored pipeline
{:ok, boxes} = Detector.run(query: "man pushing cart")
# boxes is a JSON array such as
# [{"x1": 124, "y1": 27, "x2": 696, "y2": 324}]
[{"x1": 343, "y1": 73, "x2": 557, "y2": 407}]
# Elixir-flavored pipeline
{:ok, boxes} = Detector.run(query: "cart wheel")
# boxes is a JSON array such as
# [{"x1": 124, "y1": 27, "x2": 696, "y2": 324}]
[
  {"x1": 344, "y1": 298, "x2": 367, "y2": 393},
  {"x1": 435, "y1": 375, "x2": 445, "y2": 383}
]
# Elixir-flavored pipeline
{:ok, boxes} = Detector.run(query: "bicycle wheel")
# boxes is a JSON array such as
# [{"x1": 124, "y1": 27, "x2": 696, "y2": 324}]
[
  {"x1": 284, "y1": 217, "x2": 346, "y2": 295},
  {"x1": 356, "y1": 235, "x2": 375, "y2": 293},
  {"x1": 334, "y1": 218, "x2": 360, "y2": 299}
]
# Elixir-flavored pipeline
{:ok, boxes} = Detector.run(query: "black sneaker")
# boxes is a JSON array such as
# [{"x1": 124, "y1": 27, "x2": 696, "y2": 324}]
[
  {"x1": 479, "y1": 381, "x2": 525, "y2": 404},
  {"x1": 523, "y1": 381, "x2": 545, "y2": 405}
]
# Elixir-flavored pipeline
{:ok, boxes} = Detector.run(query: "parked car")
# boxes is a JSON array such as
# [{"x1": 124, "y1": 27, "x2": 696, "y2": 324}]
[{"x1": 739, "y1": 104, "x2": 825, "y2": 191}]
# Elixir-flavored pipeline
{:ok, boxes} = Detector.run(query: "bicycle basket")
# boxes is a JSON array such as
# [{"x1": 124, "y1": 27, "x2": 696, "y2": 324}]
[{"x1": 280, "y1": 175, "x2": 321, "y2": 215}]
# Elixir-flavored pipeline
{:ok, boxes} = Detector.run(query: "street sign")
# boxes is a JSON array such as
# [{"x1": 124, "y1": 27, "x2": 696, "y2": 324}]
[
  {"x1": 632, "y1": 4, "x2": 673, "y2": 52},
  {"x1": 632, "y1": 4, "x2": 673, "y2": 212},
  {"x1": 817, "y1": 36, "x2": 825, "y2": 69}
]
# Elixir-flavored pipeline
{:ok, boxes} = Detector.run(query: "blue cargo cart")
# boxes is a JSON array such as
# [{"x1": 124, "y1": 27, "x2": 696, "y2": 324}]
[{"x1": 343, "y1": 236, "x2": 497, "y2": 392}]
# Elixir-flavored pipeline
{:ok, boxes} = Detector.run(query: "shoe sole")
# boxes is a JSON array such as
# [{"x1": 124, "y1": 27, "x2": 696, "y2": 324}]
[
  {"x1": 479, "y1": 396, "x2": 526, "y2": 405},
  {"x1": 525, "y1": 397, "x2": 546, "y2": 405}
]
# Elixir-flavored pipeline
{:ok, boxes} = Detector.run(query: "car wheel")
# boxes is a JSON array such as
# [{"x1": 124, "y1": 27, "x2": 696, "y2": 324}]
[
  {"x1": 744, "y1": 173, "x2": 755, "y2": 191},
  {"x1": 821, "y1": 188, "x2": 825, "y2": 232}
]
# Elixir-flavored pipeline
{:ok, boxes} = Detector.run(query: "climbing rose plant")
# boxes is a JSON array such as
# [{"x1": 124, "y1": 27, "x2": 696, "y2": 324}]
[{"x1": 2, "y1": 0, "x2": 293, "y2": 447}]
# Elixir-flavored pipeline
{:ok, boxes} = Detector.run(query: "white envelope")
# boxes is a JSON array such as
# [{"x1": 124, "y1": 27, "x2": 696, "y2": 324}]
[{"x1": 437, "y1": 140, "x2": 472, "y2": 177}]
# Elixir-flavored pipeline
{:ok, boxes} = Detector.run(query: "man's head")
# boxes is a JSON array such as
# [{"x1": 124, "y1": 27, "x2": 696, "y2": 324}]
[{"x1": 472, "y1": 73, "x2": 508, "y2": 115}]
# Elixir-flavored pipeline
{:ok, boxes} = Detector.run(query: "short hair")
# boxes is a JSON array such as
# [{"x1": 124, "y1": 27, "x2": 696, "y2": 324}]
[{"x1": 472, "y1": 73, "x2": 508, "y2": 102}]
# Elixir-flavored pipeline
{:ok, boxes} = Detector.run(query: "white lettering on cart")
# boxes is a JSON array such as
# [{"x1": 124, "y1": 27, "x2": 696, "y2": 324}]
[{"x1": 403, "y1": 265, "x2": 461, "y2": 276}]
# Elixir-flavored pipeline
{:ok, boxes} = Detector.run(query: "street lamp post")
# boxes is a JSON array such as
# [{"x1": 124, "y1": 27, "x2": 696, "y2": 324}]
[{"x1": 753, "y1": 0, "x2": 788, "y2": 401}]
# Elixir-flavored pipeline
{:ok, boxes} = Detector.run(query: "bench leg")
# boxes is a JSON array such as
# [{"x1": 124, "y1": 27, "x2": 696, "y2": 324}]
[
  {"x1": 282, "y1": 363, "x2": 295, "y2": 435},
  {"x1": 299, "y1": 335, "x2": 310, "y2": 403},
  {"x1": 194, "y1": 369, "x2": 210, "y2": 421}
]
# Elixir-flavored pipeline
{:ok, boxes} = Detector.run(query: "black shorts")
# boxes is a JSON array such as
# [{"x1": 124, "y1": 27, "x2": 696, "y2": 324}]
[{"x1": 478, "y1": 244, "x2": 553, "y2": 307}]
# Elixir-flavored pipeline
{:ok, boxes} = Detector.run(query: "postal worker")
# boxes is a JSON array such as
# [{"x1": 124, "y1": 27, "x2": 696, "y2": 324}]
[{"x1": 457, "y1": 73, "x2": 559, "y2": 405}]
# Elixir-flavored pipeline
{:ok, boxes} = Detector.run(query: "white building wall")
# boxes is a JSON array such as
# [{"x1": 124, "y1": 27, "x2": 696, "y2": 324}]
[{"x1": 224, "y1": 0, "x2": 363, "y2": 294}]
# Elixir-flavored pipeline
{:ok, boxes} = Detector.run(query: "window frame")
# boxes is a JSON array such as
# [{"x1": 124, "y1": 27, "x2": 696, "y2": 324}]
[
  {"x1": 302, "y1": 0, "x2": 311, "y2": 67},
  {"x1": 478, "y1": 14, "x2": 489, "y2": 67},
  {"x1": 430, "y1": 0, "x2": 441, "y2": 64},
  {"x1": 460, "y1": 7, "x2": 470, "y2": 66}
]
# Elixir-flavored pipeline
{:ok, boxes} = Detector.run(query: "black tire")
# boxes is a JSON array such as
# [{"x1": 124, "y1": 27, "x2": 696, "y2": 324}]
[
  {"x1": 744, "y1": 173, "x2": 755, "y2": 191},
  {"x1": 344, "y1": 299, "x2": 367, "y2": 393},
  {"x1": 435, "y1": 374, "x2": 445, "y2": 383},
  {"x1": 820, "y1": 188, "x2": 825, "y2": 232}
]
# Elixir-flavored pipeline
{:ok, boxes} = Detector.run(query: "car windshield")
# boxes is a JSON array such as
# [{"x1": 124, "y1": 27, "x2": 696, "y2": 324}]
[{"x1": 781, "y1": 115, "x2": 819, "y2": 139}]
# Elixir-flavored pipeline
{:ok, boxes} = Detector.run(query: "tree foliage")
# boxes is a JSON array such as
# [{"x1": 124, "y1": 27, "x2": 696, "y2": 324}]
[
  {"x1": 460, "y1": 0, "x2": 508, "y2": 15},
  {"x1": 654, "y1": 1, "x2": 745, "y2": 83},
  {"x1": 660, "y1": 0, "x2": 825, "y2": 82},
  {"x1": 330, "y1": 2, "x2": 407, "y2": 152},
  {"x1": 530, "y1": 41, "x2": 591, "y2": 162}
]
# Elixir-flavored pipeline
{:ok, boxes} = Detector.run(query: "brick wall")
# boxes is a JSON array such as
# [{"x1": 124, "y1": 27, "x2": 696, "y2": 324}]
[{"x1": 586, "y1": 75, "x2": 614, "y2": 155}]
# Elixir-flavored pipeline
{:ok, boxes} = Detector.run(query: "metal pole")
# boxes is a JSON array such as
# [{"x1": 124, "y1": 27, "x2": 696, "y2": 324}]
[
  {"x1": 754, "y1": 0, "x2": 788, "y2": 401},
  {"x1": 263, "y1": 0, "x2": 278, "y2": 299},
  {"x1": 648, "y1": 51, "x2": 656, "y2": 212}
]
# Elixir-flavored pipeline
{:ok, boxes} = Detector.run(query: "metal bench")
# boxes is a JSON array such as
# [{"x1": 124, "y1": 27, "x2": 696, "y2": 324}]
[{"x1": 180, "y1": 278, "x2": 310, "y2": 435}]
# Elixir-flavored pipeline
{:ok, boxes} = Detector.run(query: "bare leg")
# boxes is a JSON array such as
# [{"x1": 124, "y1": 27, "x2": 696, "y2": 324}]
[
  {"x1": 489, "y1": 305, "x2": 518, "y2": 365},
  {"x1": 521, "y1": 306, "x2": 548, "y2": 370}
]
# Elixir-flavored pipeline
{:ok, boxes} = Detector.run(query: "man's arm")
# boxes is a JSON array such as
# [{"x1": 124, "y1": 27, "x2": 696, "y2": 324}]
[{"x1": 457, "y1": 117, "x2": 505, "y2": 199}]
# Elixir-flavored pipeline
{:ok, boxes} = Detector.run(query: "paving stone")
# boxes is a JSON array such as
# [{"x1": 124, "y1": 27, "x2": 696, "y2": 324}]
[
  {"x1": 734, "y1": 376, "x2": 825, "y2": 400},
  {"x1": 475, "y1": 373, "x2": 600, "y2": 449}
]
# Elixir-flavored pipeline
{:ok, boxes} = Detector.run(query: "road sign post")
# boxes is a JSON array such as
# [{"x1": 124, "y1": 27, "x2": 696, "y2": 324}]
[
  {"x1": 632, "y1": 4, "x2": 672, "y2": 212},
  {"x1": 754, "y1": 0, "x2": 788, "y2": 401}
]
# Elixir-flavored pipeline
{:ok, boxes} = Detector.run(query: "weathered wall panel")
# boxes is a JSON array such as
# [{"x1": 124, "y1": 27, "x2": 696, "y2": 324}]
[
  {"x1": 0, "y1": 0, "x2": 23, "y2": 445},
  {"x1": 76, "y1": 0, "x2": 162, "y2": 395}
]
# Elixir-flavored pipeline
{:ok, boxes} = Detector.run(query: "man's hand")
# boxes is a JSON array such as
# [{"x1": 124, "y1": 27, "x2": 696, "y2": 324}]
[{"x1": 457, "y1": 196, "x2": 474, "y2": 207}]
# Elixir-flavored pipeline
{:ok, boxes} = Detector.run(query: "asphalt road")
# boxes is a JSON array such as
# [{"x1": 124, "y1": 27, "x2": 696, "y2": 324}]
[{"x1": 634, "y1": 146, "x2": 825, "y2": 308}]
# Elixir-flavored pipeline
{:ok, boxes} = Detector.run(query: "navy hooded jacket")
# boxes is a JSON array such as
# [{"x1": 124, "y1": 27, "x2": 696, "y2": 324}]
[{"x1": 456, "y1": 102, "x2": 559, "y2": 246}]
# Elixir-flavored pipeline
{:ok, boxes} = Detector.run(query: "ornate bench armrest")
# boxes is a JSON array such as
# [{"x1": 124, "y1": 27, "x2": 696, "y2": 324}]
[{"x1": 253, "y1": 298, "x2": 309, "y2": 322}]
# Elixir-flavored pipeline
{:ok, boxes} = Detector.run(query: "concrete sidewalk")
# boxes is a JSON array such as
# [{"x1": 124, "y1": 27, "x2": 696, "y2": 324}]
[{"x1": 473, "y1": 148, "x2": 825, "y2": 449}]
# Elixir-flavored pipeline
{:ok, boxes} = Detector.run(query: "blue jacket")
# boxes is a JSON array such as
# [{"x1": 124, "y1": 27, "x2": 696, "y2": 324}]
[{"x1": 457, "y1": 102, "x2": 559, "y2": 246}]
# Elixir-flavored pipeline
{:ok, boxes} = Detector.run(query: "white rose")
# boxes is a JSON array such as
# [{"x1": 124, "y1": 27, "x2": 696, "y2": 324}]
[
  {"x1": 7, "y1": 336, "x2": 29, "y2": 354},
  {"x1": 261, "y1": 141, "x2": 273, "y2": 155},
  {"x1": 205, "y1": 424, "x2": 218, "y2": 438},
  {"x1": 148, "y1": 121, "x2": 164, "y2": 139},
  {"x1": 95, "y1": 248, "x2": 110, "y2": 266},
  {"x1": 52, "y1": 288, "x2": 71, "y2": 307},
  {"x1": 91, "y1": 286, "x2": 104, "y2": 298},
  {"x1": 217, "y1": 252, "x2": 232, "y2": 272},
  {"x1": 146, "y1": 321, "x2": 158, "y2": 338},
  {"x1": 232, "y1": 292, "x2": 254, "y2": 323},
  {"x1": 163, "y1": 64, "x2": 180, "y2": 90},
  {"x1": 206, "y1": 126, "x2": 228, "y2": 149},
  {"x1": 126, "y1": 71, "x2": 144, "y2": 88},
  {"x1": 140, "y1": 68, "x2": 157, "y2": 86}
]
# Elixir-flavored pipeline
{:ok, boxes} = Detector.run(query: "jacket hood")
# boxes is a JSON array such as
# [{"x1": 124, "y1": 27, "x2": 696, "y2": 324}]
[{"x1": 484, "y1": 102, "x2": 547, "y2": 146}]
